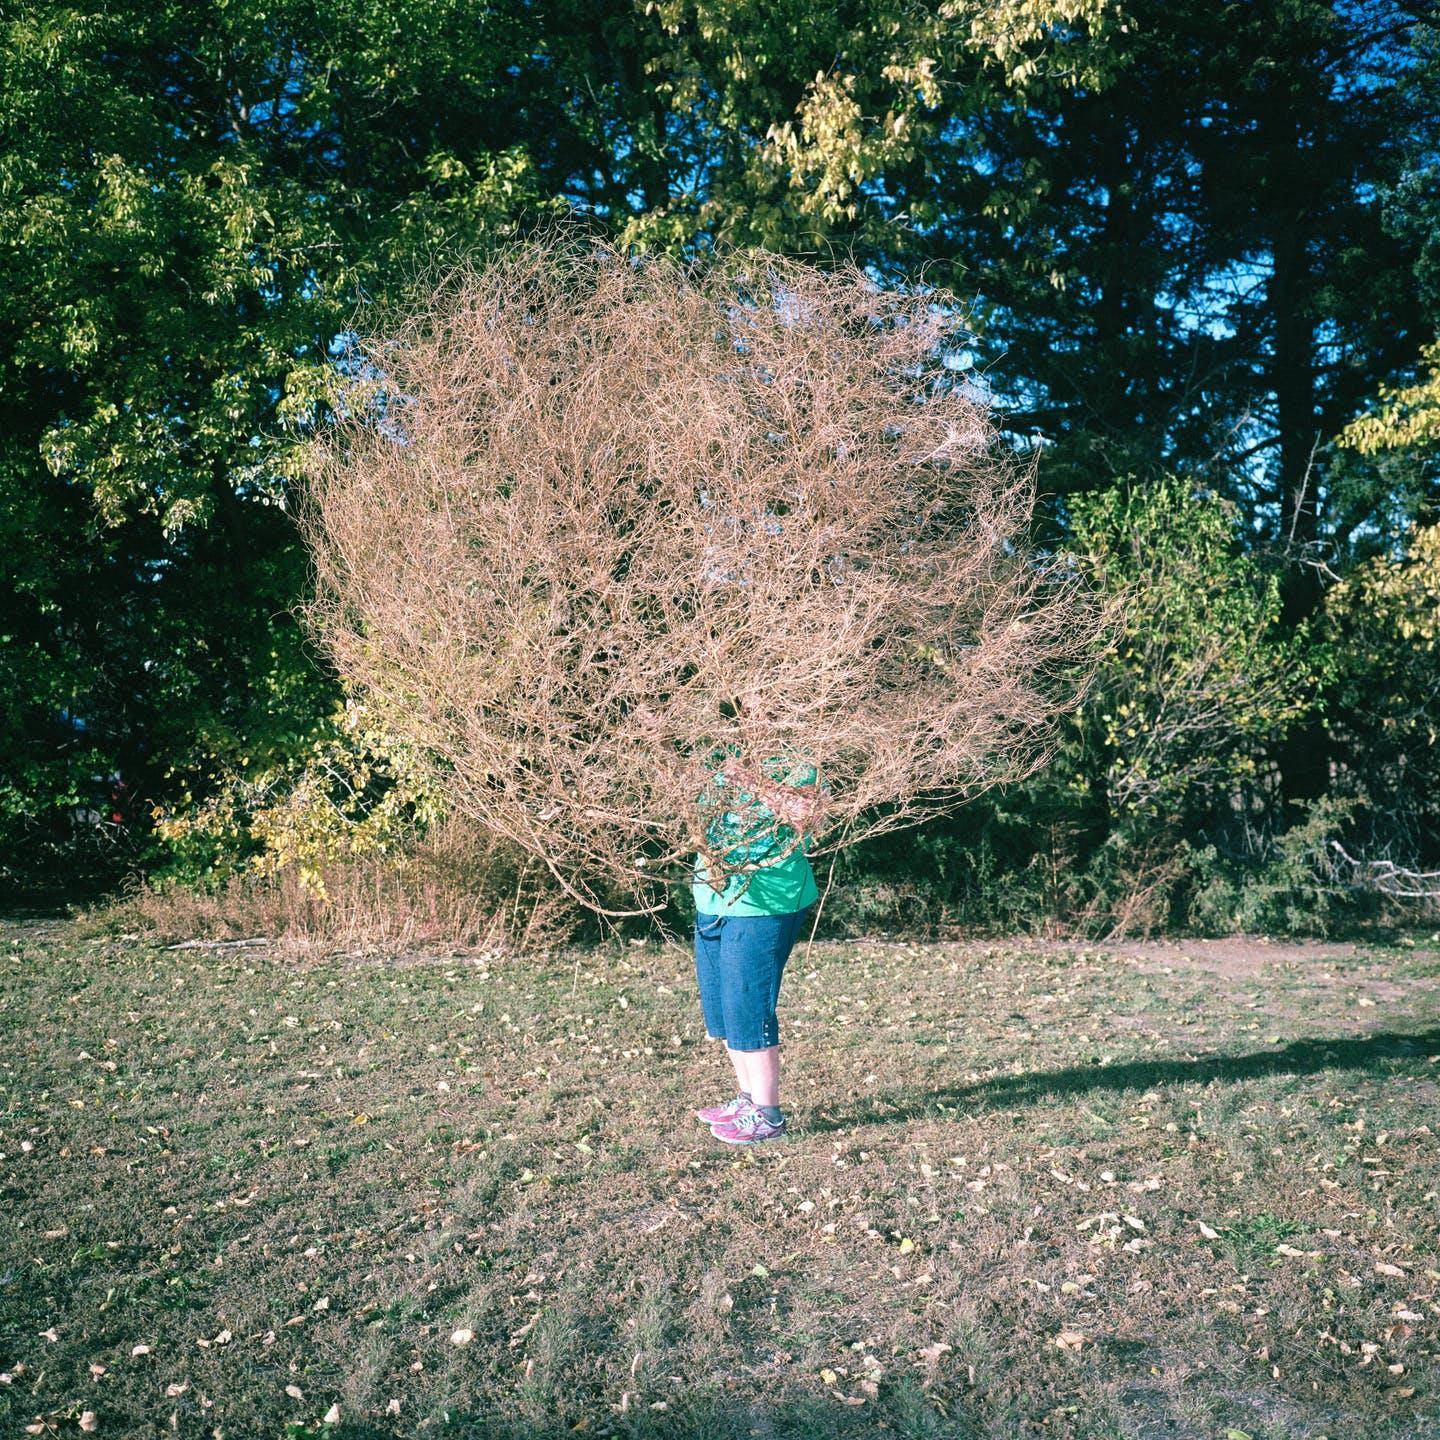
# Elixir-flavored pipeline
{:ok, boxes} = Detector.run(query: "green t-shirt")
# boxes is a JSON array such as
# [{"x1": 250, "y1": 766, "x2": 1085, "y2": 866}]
[{"x1": 692, "y1": 750, "x2": 822, "y2": 917}]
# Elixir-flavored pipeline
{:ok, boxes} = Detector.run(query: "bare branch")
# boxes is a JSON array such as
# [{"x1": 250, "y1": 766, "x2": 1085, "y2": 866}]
[
  {"x1": 296, "y1": 227, "x2": 1103, "y2": 914},
  {"x1": 1329, "y1": 841, "x2": 1440, "y2": 901}
]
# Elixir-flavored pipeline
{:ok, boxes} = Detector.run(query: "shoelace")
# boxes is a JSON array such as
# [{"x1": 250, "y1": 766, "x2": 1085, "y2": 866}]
[{"x1": 732, "y1": 1107, "x2": 781, "y2": 1132}]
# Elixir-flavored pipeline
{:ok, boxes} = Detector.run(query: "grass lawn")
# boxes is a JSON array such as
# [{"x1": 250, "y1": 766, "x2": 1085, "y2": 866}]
[{"x1": 2, "y1": 917, "x2": 1438, "y2": 1439}]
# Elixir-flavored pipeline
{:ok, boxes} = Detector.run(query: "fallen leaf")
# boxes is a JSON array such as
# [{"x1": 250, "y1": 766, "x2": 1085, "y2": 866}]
[{"x1": 451, "y1": 1328, "x2": 475, "y2": 1346}]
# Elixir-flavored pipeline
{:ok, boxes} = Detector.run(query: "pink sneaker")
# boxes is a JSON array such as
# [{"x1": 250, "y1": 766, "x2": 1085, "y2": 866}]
[
  {"x1": 710, "y1": 1106, "x2": 787, "y2": 1144},
  {"x1": 696, "y1": 1094, "x2": 755, "y2": 1125}
]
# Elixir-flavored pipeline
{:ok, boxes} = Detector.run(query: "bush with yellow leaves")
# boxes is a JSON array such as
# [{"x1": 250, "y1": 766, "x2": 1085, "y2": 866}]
[{"x1": 149, "y1": 698, "x2": 447, "y2": 897}]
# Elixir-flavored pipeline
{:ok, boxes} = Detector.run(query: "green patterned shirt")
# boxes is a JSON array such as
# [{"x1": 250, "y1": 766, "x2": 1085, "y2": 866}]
[{"x1": 692, "y1": 750, "x2": 822, "y2": 917}]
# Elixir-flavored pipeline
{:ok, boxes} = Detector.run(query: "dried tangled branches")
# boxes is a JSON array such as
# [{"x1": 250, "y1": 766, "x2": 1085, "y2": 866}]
[{"x1": 297, "y1": 230, "x2": 1099, "y2": 916}]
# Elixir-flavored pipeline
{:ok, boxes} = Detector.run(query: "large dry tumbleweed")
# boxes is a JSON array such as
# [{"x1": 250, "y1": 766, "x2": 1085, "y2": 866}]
[{"x1": 296, "y1": 229, "x2": 1099, "y2": 917}]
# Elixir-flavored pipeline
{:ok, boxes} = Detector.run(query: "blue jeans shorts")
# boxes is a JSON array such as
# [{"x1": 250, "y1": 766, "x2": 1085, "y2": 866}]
[{"x1": 692, "y1": 904, "x2": 813, "y2": 1052}]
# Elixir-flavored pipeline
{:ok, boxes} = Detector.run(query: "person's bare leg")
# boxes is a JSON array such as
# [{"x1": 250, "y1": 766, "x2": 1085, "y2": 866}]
[
  {"x1": 729, "y1": 1044, "x2": 780, "y2": 1107},
  {"x1": 726, "y1": 1041, "x2": 749, "y2": 1096}
]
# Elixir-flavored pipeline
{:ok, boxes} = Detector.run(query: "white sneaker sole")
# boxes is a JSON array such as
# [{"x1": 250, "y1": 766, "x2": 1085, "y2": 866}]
[{"x1": 709, "y1": 1123, "x2": 785, "y2": 1144}]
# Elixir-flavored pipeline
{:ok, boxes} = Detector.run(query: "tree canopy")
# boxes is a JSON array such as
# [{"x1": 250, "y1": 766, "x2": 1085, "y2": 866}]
[{"x1": 3, "y1": 0, "x2": 1438, "y2": 929}]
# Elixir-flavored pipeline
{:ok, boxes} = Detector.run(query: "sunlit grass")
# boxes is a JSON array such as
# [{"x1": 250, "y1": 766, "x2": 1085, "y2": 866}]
[{"x1": 2, "y1": 921, "x2": 1437, "y2": 1438}]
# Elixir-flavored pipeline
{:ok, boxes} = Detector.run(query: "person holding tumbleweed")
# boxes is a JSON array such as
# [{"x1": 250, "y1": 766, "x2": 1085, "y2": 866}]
[
  {"x1": 297, "y1": 227, "x2": 1101, "y2": 1145},
  {"x1": 690, "y1": 691, "x2": 832, "y2": 1144}
]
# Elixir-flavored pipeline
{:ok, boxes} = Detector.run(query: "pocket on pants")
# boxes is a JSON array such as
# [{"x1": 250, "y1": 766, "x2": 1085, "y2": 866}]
[{"x1": 696, "y1": 912, "x2": 724, "y2": 941}]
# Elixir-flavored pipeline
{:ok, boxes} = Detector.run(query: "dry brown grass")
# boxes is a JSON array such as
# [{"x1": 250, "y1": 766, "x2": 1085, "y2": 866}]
[
  {"x1": 76, "y1": 812, "x2": 581, "y2": 957},
  {"x1": 295, "y1": 227, "x2": 1100, "y2": 918}
]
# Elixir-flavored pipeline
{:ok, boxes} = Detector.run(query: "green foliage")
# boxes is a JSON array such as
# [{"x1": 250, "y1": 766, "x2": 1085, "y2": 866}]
[
  {"x1": 1036, "y1": 477, "x2": 1314, "y2": 932},
  {"x1": 1066, "y1": 475, "x2": 1313, "y2": 828},
  {"x1": 2, "y1": 0, "x2": 1436, "y2": 935},
  {"x1": 147, "y1": 699, "x2": 447, "y2": 895},
  {"x1": 627, "y1": 0, "x2": 1117, "y2": 251},
  {"x1": 0, "y1": 0, "x2": 558, "y2": 884},
  {"x1": 1340, "y1": 337, "x2": 1440, "y2": 456},
  {"x1": 838, "y1": 478, "x2": 1323, "y2": 937},
  {"x1": 1186, "y1": 795, "x2": 1361, "y2": 938},
  {"x1": 1318, "y1": 522, "x2": 1440, "y2": 862},
  {"x1": 835, "y1": 500, "x2": 1440, "y2": 938}
]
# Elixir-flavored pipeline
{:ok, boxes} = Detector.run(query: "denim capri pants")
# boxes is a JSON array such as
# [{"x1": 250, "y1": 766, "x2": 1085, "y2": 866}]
[{"x1": 692, "y1": 904, "x2": 813, "y2": 1051}]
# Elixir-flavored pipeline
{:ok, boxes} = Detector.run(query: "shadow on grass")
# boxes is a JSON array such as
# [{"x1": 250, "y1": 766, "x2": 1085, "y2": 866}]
[{"x1": 807, "y1": 1027, "x2": 1440, "y2": 1133}]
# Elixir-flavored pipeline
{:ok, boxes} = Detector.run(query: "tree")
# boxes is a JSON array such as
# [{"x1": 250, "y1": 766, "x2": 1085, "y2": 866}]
[
  {"x1": 0, "y1": 0, "x2": 567, "y2": 881},
  {"x1": 0, "y1": 0, "x2": 1120, "y2": 886}
]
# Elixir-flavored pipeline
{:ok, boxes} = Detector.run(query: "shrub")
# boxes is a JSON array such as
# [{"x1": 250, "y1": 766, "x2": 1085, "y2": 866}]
[
  {"x1": 295, "y1": 227, "x2": 1097, "y2": 920},
  {"x1": 1320, "y1": 522, "x2": 1440, "y2": 876}
]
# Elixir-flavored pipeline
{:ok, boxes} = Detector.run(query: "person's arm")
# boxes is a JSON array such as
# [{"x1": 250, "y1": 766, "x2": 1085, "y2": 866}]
[{"x1": 722, "y1": 756, "x2": 829, "y2": 834}]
